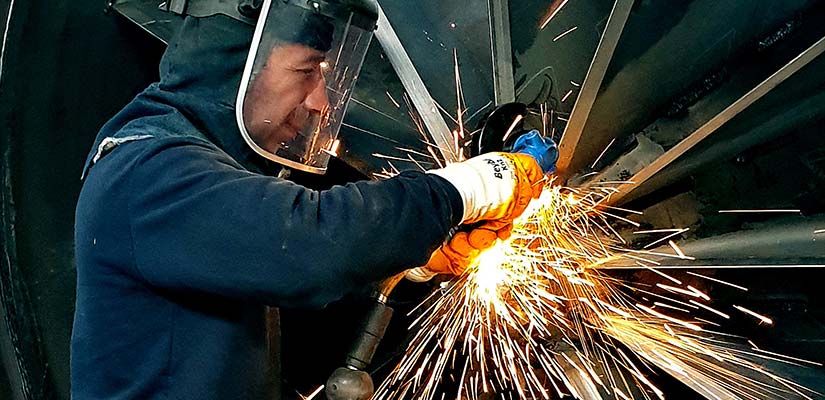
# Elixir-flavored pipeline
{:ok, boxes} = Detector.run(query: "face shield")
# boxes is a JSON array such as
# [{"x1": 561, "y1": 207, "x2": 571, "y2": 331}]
[{"x1": 236, "y1": 0, "x2": 376, "y2": 174}]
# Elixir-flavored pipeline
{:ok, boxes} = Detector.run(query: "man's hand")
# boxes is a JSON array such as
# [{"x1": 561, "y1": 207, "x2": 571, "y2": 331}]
[
  {"x1": 473, "y1": 152, "x2": 544, "y2": 224},
  {"x1": 405, "y1": 224, "x2": 511, "y2": 282},
  {"x1": 428, "y1": 151, "x2": 548, "y2": 227},
  {"x1": 410, "y1": 132, "x2": 557, "y2": 282}
]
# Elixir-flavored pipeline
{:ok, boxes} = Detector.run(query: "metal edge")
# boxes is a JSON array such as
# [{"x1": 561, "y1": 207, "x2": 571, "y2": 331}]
[
  {"x1": 488, "y1": 0, "x2": 515, "y2": 105},
  {"x1": 373, "y1": 2, "x2": 458, "y2": 163},
  {"x1": 1, "y1": 141, "x2": 54, "y2": 399},
  {"x1": 111, "y1": 0, "x2": 181, "y2": 45},
  {"x1": 610, "y1": 34, "x2": 825, "y2": 205},
  {"x1": 556, "y1": 0, "x2": 634, "y2": 174},
  {"x1": 0, "y1": 0, "x2": 16, "y2": 88},
  {"x1": 0, "y1": 0, "x2": 56, "y2": 396}
]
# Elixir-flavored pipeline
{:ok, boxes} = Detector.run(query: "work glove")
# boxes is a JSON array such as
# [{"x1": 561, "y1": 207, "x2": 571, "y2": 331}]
[
  {"x1": 407, "y1": 131, "x2": 558, "y2": 281},
  {"x1": 405, "y1": 224, "x2": 512, "y2": 282},
  {"x1": 429, "y1": 131, "x2": 557, "y2": 227}
]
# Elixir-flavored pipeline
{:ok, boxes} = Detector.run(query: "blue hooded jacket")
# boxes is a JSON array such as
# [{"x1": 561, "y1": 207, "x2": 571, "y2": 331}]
[{"x1": 71, "y1": 15, "x2": 462, "y2": 399}]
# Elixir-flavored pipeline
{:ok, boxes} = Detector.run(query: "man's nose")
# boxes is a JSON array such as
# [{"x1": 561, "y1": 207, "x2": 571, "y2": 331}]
[{"x1": 305, "y1": 77, "x2": 330, "y2": 112}]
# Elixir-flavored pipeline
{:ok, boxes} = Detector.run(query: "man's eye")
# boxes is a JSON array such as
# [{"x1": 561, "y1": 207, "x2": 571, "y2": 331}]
[{"x1": 292, "y1": 67, "x2": 318, "y2": 77}]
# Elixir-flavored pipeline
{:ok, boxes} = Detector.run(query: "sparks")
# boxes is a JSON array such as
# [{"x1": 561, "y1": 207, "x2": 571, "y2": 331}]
[
  {"x1": 373, "y1": 184, "x2": 814, "y2": 400},
  {"x1": 590, "y1": 138, "x2": 615, "y2": 169},
  {"x1": 539, "y1": 0, "x2": 571, "y2": 30},
  {"x1": 668, "y1": 240, "x2": 687, "y2": 258},
  {"x1": 501, "y1": 114, "x2": 524, "y2": 144},
  {"x1": 386, "y1": 91, "x2": 401, "y2": 108},
  {"x1": 561, "y1": 89, "x2": 574, "y2": 103},
  {"x1": 733, "y1": 305, "x2": 774, "y2": 325},
  {"x1": 689, "y1": 299, "x2": 730, "y2": 319},
  {"x1": 553, "y1": 26, "x2": 578, "y2": 42},
  {"x1": 642, "y1": 228, "x2": 689, "y2": 249},
  {"x1": 300, "y1": 385, "x2": 324, "y2": 400},
  {"x1": 686, "y1": 271, "x2": 749, "y2": 292},
  {"x1": 321, "y1": 139, "x2": 341, "y2": 157},
  {"x1": 366, "y1": 47, "x2": 816, "y2": 400}
]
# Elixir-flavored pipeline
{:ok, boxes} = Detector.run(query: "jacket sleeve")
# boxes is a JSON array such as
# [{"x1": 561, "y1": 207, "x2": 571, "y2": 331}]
[{"x1": 119, "y1": 138, "x2": 462, "y2": 307}]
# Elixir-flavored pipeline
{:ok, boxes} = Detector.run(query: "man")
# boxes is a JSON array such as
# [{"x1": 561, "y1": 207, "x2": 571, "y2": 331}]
[
  {"x1": 71, "y1": 0, "x2": 556, "y2": 398},
  {"x1": 242, "y1": 42, "x2": 331, "y2": 152}
]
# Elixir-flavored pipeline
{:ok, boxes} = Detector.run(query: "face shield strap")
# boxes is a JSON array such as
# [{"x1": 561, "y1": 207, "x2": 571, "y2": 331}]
[
  {"x1": 283, "y1": 0, "x2": 377, "y2": 31},
  {"x1": 161, "y1": 0, "x2": 377, "y2": 31}
]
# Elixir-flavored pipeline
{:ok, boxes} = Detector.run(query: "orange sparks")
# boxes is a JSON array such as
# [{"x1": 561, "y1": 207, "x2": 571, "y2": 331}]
[
  {"x1": 733, "y1": 305, "x2": 774, "y2": 325},
  {"x1": 539, "y1": 0, "x2": 570, "y2": 30},
  {"x1": 687, "y1": 271, "x2": 748, "y2": 291},
  {"x1": 501, "y1": 114, "x2": 524, "y2": 144},
  {"x1": 553, "y1": 26, "x2": 578, "y2": 42},
  {"x1": 300, "y1": 385, "x2": 324, "y2": 400}
]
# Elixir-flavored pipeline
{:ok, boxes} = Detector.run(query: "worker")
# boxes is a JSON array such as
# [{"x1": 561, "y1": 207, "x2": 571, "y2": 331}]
[{"x1": 71, "y1": 0, "x2": 556, "y2": 399}]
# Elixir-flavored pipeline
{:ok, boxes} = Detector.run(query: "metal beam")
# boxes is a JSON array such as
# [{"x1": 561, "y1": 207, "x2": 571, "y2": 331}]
[
  {"x1": 556, "y1": 0, "x2": 633, "y2": 174},
  {"x1": 609, "y1": 34, "x2": 825, "y2": 205},
  {"x1": 0, "y1": 0, "x2": 18, "y2": 86},
  {"x1": 600, "y1": 214, "x2": 825, "y2": 269},
  {"x1": 374, "y1": 3, "x2": 459, "y2": 163},
  {"x1": 488, "y1": 0, "x2": 515, "y2": 105}
]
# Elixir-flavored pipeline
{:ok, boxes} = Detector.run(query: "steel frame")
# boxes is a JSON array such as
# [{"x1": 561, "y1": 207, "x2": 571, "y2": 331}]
[
  {"x1": 373, "y1": 3, "x2": 459, "y2": 163},
  {"x1": 609, "y1": 34, "x2": 825, "y2": 205},
  {"x1": 555, "y1": 0, "x2": 634, "y2": 174},
  {"x1": 488, "y1": 0, "x2": 515, "y2": 105}
]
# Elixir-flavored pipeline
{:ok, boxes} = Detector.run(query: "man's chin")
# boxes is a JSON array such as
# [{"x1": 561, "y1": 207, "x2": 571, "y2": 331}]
[
  {"x1": 272, "y1": 127, "x2": 300, "y2": 146},
  {"x1": 252, "y1": 126, "x2": 299, "y2": 153}
]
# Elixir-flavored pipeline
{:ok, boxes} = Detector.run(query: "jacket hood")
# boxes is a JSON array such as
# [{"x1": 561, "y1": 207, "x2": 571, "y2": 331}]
[
  {"x1": 159, "y1": 15, "x2": 251, "y2": 113},
  {"x1": 157, "y1": 15, "x2": 281, "y2": 172},
  {"x1": 85, "y1": 14, "x2": 282, "y2": 176}
]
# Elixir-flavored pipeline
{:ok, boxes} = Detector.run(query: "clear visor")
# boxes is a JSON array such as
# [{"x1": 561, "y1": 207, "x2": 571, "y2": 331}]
[{"x1": 236, "y1": 0, "x2": 374, "y2": 174}]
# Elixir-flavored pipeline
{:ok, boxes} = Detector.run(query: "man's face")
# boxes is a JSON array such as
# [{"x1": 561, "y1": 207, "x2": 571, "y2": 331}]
[{"x1": 243, "y1": 43, "x2": 331, "y2": 153}]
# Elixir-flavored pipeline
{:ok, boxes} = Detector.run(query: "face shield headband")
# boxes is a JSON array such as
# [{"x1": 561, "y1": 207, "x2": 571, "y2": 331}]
[{"x1": 236, "y1": 0, "x2": 375, "y2": 174}]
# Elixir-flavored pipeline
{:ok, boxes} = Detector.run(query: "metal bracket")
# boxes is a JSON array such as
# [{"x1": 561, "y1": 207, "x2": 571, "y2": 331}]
[
  {"x1": 488, "y1": 0, "x2": 515, "y2": 105},
  {"x1": 556, "y1": 0, "x2": 634, "y2": 175},
  {"x1": 609, "y1": 34, "x2": 825, "y2": 205},
  {"x1": 163, "y1": 0, "x2": 187, "y2": 14},
  {"x1": 373, "y1": 2, "x2": 458, "y2": 163}
]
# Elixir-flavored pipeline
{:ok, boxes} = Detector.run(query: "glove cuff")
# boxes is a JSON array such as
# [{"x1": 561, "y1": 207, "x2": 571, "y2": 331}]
[
  {"x1": 427, "y1": 154, "x2": 517, "y2": 223},
  {"x1": 405, "y1": 267, "x2": 438, "y2": 282}
]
